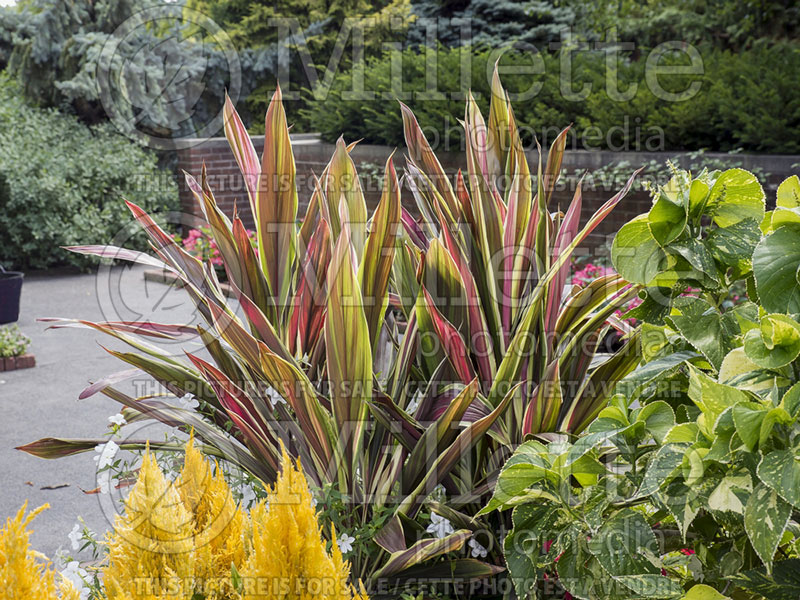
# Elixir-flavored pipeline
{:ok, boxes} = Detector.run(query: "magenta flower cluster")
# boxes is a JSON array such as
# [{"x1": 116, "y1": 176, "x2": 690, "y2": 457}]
[
  {"x1": 178, "y1": 227, "x2": 256, "y2": 268},
  {"x1": 571, "y1": 262, "x2": 642, "y2": 322}
]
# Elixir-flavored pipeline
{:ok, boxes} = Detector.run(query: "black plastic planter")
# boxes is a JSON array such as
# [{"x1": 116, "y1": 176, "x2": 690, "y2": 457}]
[{"x1": 0, "y1": 264, "x2": 23, "y2": 324}]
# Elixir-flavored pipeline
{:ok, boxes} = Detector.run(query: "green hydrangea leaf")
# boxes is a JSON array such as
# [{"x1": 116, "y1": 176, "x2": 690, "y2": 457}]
[
  {"x1": 730, "y1": 559, "x2": 800, "y2": 599},
  {"x1": 681, "y1": 584, "x2": 730, "y2": 599},
  {"x1": 611, "y1": 215, "x2": 667, "y2": 285},
  {"x1": 753, "y1": 223, "x2": 800, "y2": 314},
  {"x1": 743, "y1": 314, "x2": 800, "y2": 368},
  {"x1": 648, "y1": 192, "x2": 688, "y2": 246},
  {"x1": 757, "y1": 449, "x2": 800, "y2": 508},
  {"x1": 587, "y1": 509, "x2": 659, "y2": 576},
  {"x1": 777, "y1": 175, "x2": 800, "y2": 208},
  {"x1": 744, "y1": 482, "x2": 792, "y2": 570},
  {"x1": 732, "y1": 401, "x2": 767, "y2": 451},
  {"x1": 706, "y1": 168, "x2": 765, "y2": 228}
]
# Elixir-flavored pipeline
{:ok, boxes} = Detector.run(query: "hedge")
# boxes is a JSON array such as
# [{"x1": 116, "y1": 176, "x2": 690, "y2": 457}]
[
  {"x1": 300, "y1": 42, "x2": 800, "y2": 154},
  {"x1": 0, "y1": 76, "x2": 179, "y2": 271}
]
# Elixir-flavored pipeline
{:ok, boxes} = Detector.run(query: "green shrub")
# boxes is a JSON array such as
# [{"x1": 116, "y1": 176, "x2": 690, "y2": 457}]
[
  {"x1": 302, "y1": 43, "x2": 800, "y2": 154},
  {"x1": 0, "y1": 76, "x2": 178, "y2": 270},
  {"x1": 567, "y1": 0, "x2": 800, "y2": 50},
  {"x1": 0, "y1": 324, "x2": 30, "y2": 357},
  {"x1": 301, "y1": 45, "x2": 588, "y2": 149}
]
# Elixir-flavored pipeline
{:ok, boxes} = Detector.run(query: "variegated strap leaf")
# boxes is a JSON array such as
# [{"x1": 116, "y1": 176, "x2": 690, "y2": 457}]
[
  {"x1": 543, "y1": 180, "x2": 583, "y2": 339},
  {"x1": 543, "y1": 126, "x2": 570, "y2": 205},
  {"x1": 325, "y1": 206, "x2": 372, "y2": 479},
  {"x1": 400, "y1": 101, "x2": 460, "y2": 218},
  {"x1": 257, "y1": 85, "x2": 297, "y2": 313},
  {"x1": 359, "y1": 154, "x2": 401, "y2": 351},
  {"x1": 290, "y1": 218, "x2": 331, "y2": 356},
  {"x1": 325, "y1": 137, "x2": 368, "y2": 257},
  {"x1": 486, "y1": 64, "x2": 511, "y2": 189},
  {"x1": 223, "y1": 93, "x2": 260, "y2": 221}
]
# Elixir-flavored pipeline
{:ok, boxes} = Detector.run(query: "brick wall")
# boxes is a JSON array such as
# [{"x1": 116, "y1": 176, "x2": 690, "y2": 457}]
[{"x1": 177, "y1": 137, "x2": 797, "y2": 252}]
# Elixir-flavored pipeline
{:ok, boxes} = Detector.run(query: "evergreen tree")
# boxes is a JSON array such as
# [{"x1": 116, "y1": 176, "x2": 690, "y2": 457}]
[
  {"x1": 407, "y1": 0, "x2": 576, "y2": 48},
  {"x1": 0, "y1": 0, "x2": 272, "y2": 136}
]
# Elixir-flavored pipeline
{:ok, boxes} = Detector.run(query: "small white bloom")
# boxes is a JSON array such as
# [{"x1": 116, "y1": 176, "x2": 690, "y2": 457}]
[
  {"x1": 108, "y1": 413, "x2": 126, "y2": 427},
  {"x1": 60, "y1": 561, "x2": 89, "y2": 599},
  {"x1": 426, "y1": 512, "x2": 454, "y2": 539},
  {"x1": 178, "y1": 393, "x2": 199, "y2": 410},
  {"x1": 406, "y1": 396, "x2": 419, "y2": 415},
  {"x1": 61, "y1": 560, "x2": 86, "y2": 580},
  {"x1": 337, "y1": 532, "x2": 356, "y2": 554},
  {"x1": 68, "y1": 523, "x2": 82, "y2": 551},
  {"x1": 468, "y1": 538, "x2": 488, "y2": 558},
  {"x1": 93, "y1": 441, "x2": 119, "y2": 470},
  {"x1": 239, "y1": 485, "x2": 256, "y2": 506},
  {"x1": 266, "y1": 386, "x2": 287, "y2": 408},
  {"x1": 97, "y1": 471, "x2": 111, "y2": 494}
]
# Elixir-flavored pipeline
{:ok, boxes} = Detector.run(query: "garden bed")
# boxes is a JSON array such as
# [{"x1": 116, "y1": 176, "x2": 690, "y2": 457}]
[
  {"x1": 9, "y1": 73, "x2": 800, "y2": 600},
  {"x1": 0, "y1": 353, "x2": 35, "y2": 371},
  {"x1": 0, "y1": 324, "x2": 32, "y2": 371}
]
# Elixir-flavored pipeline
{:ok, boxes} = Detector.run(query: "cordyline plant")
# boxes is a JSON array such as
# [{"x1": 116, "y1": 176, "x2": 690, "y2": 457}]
[
  {"x1": 391, "y1": 68, "x2": 641, "y2": 457},
  {"x1": 378, "y1": 70, "x2": 643, "y2": 562},
  {"x1": 19, "y1": 69, "x2": 640, "y2": 586}
]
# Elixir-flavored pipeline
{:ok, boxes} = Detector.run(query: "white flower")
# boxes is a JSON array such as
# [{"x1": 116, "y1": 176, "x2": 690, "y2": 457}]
[
  {"x1": 337, "y1": 532, "x2": 356, "y2": 554},
  {"x1": 468, "y1": 538, "x2": 488, "y2": 558},
  {"x1": 426, "y1": 512, "x2": 454, "y2": 539},
  {"x1": 68, "y1": 523, "x2": 82, "y2": 551},
  {"x1": 406, "y1": 395, "x2": 419, "y2": 415},
  {"x1": 97, "y1": 471, "x2": 111, "y2": 494},
  {"x1": 60, "y1": 561, "x2": 89, "y2": 599},
  {"x1": 61, "y1": 560, "x2": 86, "y2": 581},
  {"x1": 239, "y1": 485, "x2": 256, "y2": 506},
  {"x1": 178, "y1": 393, "x2": 199, "y2": 410},
  {"x1": 108, "y1": 413, "x2": 126, "y2": 427},
  {"x1": 166, "y1": 426, "x2": 184, "y2": 441},
  {"x1": 266, "y1": 386, "x2": 286, "y2": 408},
  {"x1": 93, "y1": 441, "x2": 119, "y2": 470}
]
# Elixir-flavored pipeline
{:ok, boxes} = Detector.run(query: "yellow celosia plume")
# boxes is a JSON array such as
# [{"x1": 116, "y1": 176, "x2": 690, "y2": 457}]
[
  {"x1": 2, "y1": 440, "x2": 365, "y2": 600},
  {"x1": 240, "y1": 446, "x2": 368, "y2": 600},
  {"x1": 0, "y1": 502, "x2": 80, "y2": 600},
  {"x1": 59, "y1": 579, "x2": 81, "y2": 600},
  {"x1": 102, "y1": 449, "x2": 196, "y2": 600},
  {"x1": 176, "y1": 435, "x2": 247, "y2": 599}
]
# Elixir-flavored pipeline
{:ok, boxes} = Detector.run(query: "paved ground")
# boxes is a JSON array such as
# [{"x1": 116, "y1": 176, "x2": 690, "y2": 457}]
[{"x1": 0, "y1": 264, "x2": 201, "y2": 561}]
